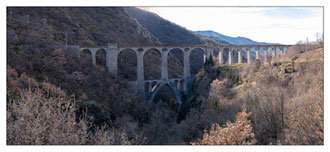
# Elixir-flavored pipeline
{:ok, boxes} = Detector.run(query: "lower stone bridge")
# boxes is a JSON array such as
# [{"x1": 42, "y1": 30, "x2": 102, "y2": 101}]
[{"x1": 73, "y1": 43, "x2": 291, "y2": 104}]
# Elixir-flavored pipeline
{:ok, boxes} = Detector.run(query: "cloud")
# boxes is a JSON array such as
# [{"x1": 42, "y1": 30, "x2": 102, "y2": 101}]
[
  {"x1": 140, "y1": 7, "x2": 323, "y2": 44},
  {"x1": 262, "y1": 7, "x2": 322, "y2": 19}
]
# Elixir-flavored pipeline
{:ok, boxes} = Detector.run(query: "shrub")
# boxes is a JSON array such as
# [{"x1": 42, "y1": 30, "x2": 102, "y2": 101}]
[
  {"x1": 192, "y1": 108, "x2": 256, "y2": 145},
  {"x1": 7, "y1": 85, "x2": 146, "y2": 145},
  {"x1": 284, "y1": 62, "x2": 323, "y2": 145}
]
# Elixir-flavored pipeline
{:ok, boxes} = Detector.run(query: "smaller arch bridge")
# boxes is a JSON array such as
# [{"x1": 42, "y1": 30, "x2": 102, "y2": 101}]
[{"x1": 144, "y1": 78, "x2": 185, "y2": 104}]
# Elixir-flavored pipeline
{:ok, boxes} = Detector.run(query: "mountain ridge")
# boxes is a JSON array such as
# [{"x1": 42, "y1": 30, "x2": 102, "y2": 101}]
[{"x1": 195, "y1": 30, "x2": 280, "y2": 45}]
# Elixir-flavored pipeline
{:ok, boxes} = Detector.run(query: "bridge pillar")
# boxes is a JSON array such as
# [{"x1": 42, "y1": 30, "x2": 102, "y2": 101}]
[
  {"x1": 205, "y1": 44, "x2": 213, "y2": 63},
  {"x1": 255, "y1": 47, "x2": 260, "y2": 60},
  {"x1": 218, "y1": 48, "x2": 223, "y2": 65},
  {"x1": 183, "y1": 49, "x2": 191, "y2": 95},
  {"x1": 264, "y1": 47, "x2": 269, "y2": 62},
  {"x1": 247, "y1": 47, "x2": 251, "y2": 64},
  {"x1": 228, "y1": 48, "x2": 233, "y2": 64},
  {"x1": 280, "y1": 47, "x2": 284, "y2": 55},
  {"x1": 210, "y1": 47, "x2": 217, "y2": 64},
  {"x1": 161, "y1": 51, "x2": 168, "y2": 79},
  {"x1": 106, "y1": 44, "x2": 118, "y2": 75},
  {"x1": 183, "y1": 49, "x2": 191, "y2": 78},
  {"x1": 272, "y1": 47, "x2": 276, "y2": 58},
  {"x1": 238, "y1": 48, "x2": 242, "y2": 64},
  {"x1": 91, "y1": 48, "x2": 98, "y2": 66},
  {"x1": 137, "y1": 50, "x2": 145, "y2": 98}
]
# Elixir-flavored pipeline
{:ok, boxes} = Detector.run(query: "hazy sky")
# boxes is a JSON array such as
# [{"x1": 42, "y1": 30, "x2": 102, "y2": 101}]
[{"x1": 140, "y1": 7, "x2": 323, "y2": 45}]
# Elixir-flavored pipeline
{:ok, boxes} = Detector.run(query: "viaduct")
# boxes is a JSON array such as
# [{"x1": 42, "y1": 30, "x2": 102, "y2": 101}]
[{"x1": 75, "y1": 43, "x2": 291, "y2": 105}]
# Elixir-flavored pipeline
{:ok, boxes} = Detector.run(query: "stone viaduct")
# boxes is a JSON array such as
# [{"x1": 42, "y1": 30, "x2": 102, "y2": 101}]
[{"x1": 77, "y1": 43, "x2": 291, "y2": 104}]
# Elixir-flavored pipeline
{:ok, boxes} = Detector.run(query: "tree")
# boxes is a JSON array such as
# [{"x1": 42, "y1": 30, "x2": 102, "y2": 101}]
[{"x1": 192, "y1": 108, "x2": 256, "y2": 145}]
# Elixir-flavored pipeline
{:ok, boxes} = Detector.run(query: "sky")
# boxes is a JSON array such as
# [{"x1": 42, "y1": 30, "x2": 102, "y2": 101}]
[{"x1": 140, "y1": 7, "x2": 323, "y2": 45}]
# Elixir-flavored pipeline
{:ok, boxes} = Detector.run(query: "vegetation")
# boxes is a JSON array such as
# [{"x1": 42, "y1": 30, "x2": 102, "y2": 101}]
[
  {"x1": 192, "y1": 109, "x2": 256, "y2": 145},
  {"x1": 188, "y1": 43, "x2": 323, "y2": 145},
  {"x1": 7, "y1": 67, "x2": 146, "y2": 145},
  {"x1": 6, "y1": 7, "x2": 323, "y2": 145}
]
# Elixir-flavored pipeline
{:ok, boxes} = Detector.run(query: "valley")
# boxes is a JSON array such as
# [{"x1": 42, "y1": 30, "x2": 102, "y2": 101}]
[{"x1": 6, "y1": 7, "x2": 324, "y2": 145}]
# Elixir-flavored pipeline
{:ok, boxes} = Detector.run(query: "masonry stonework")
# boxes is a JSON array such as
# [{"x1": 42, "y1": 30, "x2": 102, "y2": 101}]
[{"x1": 79, "y1": 44, "x2": 290, "y2": 104}]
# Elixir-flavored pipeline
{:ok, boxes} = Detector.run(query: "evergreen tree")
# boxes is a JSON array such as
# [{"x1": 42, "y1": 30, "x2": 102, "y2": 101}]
[{"x1": 209, "y1": 55, "x2": 214, "y2": 66}]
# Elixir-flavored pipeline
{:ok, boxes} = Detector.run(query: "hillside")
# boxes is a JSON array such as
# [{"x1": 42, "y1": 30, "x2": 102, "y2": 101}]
[
  {"x1": 7, "y1": 7, "x2": 163, "y2": 127},
  {"x1": 7, "y1": 7, "x2": 209, "y2": 145},
  {"x1": 7, "y1": 7, "x2": 323, "y2": 145},
  {"x1": 184, "y1": 45, "x2": 323, "y2": 145},
  {"x1": 125, "y1": 7, "x2": 219, "y2": 46},
  {"x1": 7, "y1": 7, "x2": 161, "y2": 46},
  {"x1": 195, "y1": 30, "x2": 278, "y2": 45},
  {"x1": 6, "y1": 7, "x2": 183, "y2": 132}
]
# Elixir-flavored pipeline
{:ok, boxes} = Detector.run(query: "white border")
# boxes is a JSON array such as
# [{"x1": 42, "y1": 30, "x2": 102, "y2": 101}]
[{"x1": 1, "y1": 0, "x2": 328, "y2": 152}]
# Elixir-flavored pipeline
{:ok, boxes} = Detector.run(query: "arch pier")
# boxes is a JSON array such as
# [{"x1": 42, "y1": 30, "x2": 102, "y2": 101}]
[{"x1": 78, "y1": 43, "x2": 291, "y2": 104}]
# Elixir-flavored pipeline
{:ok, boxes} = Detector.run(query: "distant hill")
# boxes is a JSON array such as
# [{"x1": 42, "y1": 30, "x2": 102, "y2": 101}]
[
  {"x1": 195, "y1": 30, "x2": 279, "y2": 45},
  {"x1": 195, "y1": 33, "x2": 231, "y2": 45},
  {"x1": 125, "y1": 7, "x2": 222, "y2": 46}
]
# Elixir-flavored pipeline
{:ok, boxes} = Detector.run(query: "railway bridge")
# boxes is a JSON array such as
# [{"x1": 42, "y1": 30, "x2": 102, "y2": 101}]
[{"x1": 75, "y1": 43, "x2": 291, "y2": 104}]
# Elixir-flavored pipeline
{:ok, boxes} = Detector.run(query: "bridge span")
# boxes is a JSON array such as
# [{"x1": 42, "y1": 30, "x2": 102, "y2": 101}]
[{"x1": 70, "y1": 43, "x2": 291, "y2": 104}]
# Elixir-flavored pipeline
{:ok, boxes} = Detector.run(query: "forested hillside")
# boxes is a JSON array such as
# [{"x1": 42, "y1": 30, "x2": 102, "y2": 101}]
[
  {"x1": 7, "y1": 7, "x2": 180, "y2": 144},
  {"x1": 186, "y1": 44, "x2": 323, "y2": 145},
  {"x1": 7, "y1": 7, "x2": 156, "y2": 143},
  {"x1": 7, "y1": 7, "x2": 211, "y2": 145}
]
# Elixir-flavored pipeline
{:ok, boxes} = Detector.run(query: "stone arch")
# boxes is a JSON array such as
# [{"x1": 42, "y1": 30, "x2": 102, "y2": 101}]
[
  {"x1": 283, "y1": 47, "x2": 288, "y2": 53},
  {"x1": 213, "y1": 48, "x2": 219, "y2": 56},
  {"x1": 259, "y1": 47, "x2": 266, "y2": 62},
  {"x1": 168, "y1": 48, "x2": 184, "y2": 79},
  {"x1": 118, "y1": 48, "x2": 138, "y2": 81},
  {"x1": 241, "y1": 48, "x2": 248, "y2": 63},
  {"x1": 233, "y1": 48, "x2": 239, "y2": 63},
  {"x1": 148, "y1": 82, "x2": 182, "y2": 105},
  {"x1": 222, "y1": 47, "x2": 230, "y2": 64},
  {"x1": 80, "y1": 49, "x2": 92, "y2": 65},
  {"x1": 213, "y1": 47, "x2": 220, "y2": 65},
  {"x1": 143, "y1": 48, "x2": 162, "y2": 80},
  {"x1": 274, "y1": 47, "x2": 281, "y2": 57},
  {"x1": 189, "y1": 48, "x2": 205, "y2": 76},
  {"x1": 265, "y1": 47, "x2": 272, "y2": 61},
  {"x1": 95, "y1": 48, "x2": 107, "y2": 69},
  {"x1": 251, "y1": 47, "x2": 258, "y2": 62},
  {"x1": 143, "y1": 48, "x2": 162, "y2": 57}
]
